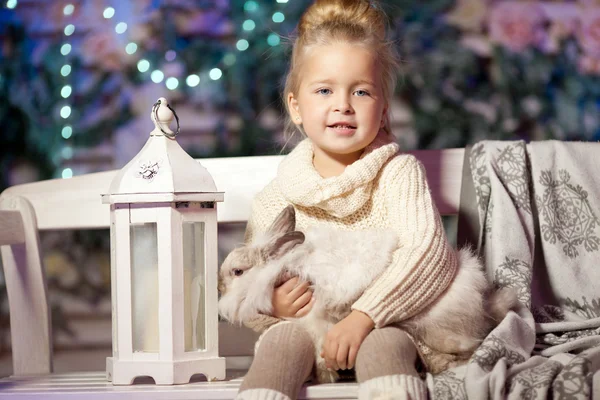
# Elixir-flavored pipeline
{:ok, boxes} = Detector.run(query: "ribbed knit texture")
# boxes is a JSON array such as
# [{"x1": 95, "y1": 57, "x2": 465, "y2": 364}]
[
  {"x1": 243, "y1": 133, "x2": 458, "y2": 331},
  {"x1": 355, "y1": 327, "x2": 420, "y2": 383},
  {"x1": 238, "y1": 323, "x2": 314, "y2": 399},
  {"x1": 236, "y1": 389, "x2": 292, "y2": 400},
  {"x1": 358, "y1": 375, "x2": 428, "y2": 400}
]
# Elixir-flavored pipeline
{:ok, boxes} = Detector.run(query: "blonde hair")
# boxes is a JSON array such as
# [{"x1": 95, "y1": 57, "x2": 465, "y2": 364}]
[{"x1": 283, "y1": 0, "x2": 400, "y2": 141}]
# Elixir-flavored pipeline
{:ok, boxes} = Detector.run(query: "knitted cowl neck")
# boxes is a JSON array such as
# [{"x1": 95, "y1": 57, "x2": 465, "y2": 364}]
[{"x1": 276, "y1": 132, "x2": 400, "y2": 218}]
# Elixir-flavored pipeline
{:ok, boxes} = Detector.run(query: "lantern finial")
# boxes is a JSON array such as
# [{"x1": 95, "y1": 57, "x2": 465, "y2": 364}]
[{"x1": 151, "y1": 97, "x2": 179, "y2": 138}]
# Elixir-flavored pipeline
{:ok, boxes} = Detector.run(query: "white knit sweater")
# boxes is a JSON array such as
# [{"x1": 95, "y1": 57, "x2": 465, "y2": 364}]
[{"x1": 243, "y1": 133, "x2": 458, "y2": 331}]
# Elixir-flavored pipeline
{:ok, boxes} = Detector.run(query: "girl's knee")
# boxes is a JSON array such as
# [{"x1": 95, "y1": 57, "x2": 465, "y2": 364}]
[
  {"x1": 355, "y1": 327, "x2": 420, "y2": 382},
  {"x1": 256, "y1": 323, "x2": 314, "y2": 354},
  {"x1": 359, "y1": 327, "x2": 417, "y2": 358}
]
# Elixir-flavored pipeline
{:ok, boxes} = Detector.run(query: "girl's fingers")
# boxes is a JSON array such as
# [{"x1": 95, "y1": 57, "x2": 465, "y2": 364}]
[
  {"x1": 336, "y1": 342, "x2": 349, "y2": 370},
  {"x1": 279, "y1": 276, "x2": 299, "y2": 292},
  {"x1": 292, "y1": 290, "x2": 313, "y2": 312},
  {"x1": 294, "y1": 295, "x2": 315, "y2": 317},
  {"x1": 347, "y1": 345, "x2": 359, "y2": 370},
  {"x1": 289, "y1": 280, "x2": 310, "y2": 298},
  {"x1": 324, "y1": 340, "x2": 339, "y2": 370}
]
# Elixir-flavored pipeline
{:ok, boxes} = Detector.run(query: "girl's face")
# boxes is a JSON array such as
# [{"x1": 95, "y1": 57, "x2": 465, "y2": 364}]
[{"x1": 288, "y1": 42, "x2": 387, "y2": 161}]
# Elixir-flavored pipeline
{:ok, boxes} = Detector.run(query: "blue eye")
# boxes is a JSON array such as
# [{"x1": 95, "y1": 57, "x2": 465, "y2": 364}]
[
  {"x1": 354, "y1": 90, "x2": 369, "y2": 97},
  {"x1": 317, "y1": 88, "x2": 332, "y2": 95}
]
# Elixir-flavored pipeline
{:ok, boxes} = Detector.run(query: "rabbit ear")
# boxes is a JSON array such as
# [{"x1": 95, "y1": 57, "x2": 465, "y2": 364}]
[
  {"x1": 266, "y1": 205, "x2": 296, "y2": 237},
  {"x1": 264, "y1": 231, "x2": 305, "y2": 260}
]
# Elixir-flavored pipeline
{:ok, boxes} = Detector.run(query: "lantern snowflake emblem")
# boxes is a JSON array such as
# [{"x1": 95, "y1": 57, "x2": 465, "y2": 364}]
[{"x1": 137, "y1": 159, "x2": 163, "y2": 181}]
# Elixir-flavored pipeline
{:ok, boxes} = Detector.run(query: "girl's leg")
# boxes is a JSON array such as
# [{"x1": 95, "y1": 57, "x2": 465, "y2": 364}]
[
  {"x1": 236, "y1": 322, "x2": 315, "y2": 400},
  {"x1": 355, "y1": 327, "x2": 427, "y2": 400}
]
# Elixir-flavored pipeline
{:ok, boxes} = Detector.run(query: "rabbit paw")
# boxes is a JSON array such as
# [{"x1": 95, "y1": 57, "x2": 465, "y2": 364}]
[
  {"x1": 314, "y1": 359, "x2": 339, "y2": 383},
  {"x1": 426, "y1": 351, "x2": 469, "y2": 374}
]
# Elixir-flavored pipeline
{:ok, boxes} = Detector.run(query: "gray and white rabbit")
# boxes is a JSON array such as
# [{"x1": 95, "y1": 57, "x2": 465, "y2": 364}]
[{"x1": 218, "y1": 205, "x2": 515, "y2": 381}]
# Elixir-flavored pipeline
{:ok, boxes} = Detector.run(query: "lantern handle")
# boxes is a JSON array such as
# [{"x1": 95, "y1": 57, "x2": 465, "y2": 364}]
[{"x1": 152, "y1": 99, "x2": 180, "y2": 139}]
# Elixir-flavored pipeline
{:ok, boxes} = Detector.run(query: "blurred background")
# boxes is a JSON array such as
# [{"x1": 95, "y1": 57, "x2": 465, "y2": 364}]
[{"x1": 1, "y1": 0, "x2": 600, "y2": 376}]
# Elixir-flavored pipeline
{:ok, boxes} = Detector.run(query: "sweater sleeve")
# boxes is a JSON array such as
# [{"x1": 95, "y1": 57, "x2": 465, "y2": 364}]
[{"x1": 351, "y1": 156, "x2": 458, "y2": 328}]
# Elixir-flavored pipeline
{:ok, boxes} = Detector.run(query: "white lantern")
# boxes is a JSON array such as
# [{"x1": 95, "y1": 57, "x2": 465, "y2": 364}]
[{"x1": 102, "y1": 98, "x2": 226, "y2": 385}]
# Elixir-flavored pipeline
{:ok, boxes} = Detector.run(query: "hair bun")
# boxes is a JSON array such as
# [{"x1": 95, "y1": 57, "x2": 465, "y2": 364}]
[
  {"x1": 298, "y1": 0, "x2": 386, "y2": 41},
  {"x1": 283, "y1": 0, "x2": 399, "y2": 142}
]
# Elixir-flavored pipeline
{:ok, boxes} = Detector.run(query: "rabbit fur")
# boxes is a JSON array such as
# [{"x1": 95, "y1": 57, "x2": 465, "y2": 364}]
[{"x1": 218, "y1": 205, "x2": 516, "y2": 381}]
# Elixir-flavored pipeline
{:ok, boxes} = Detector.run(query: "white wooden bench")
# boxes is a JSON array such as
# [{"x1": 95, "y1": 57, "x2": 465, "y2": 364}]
[{"x1": 0, "y1": 149, "x2": 464, "y2": 399}]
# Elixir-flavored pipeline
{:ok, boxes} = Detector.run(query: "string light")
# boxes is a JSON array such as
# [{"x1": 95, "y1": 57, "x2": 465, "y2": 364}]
[
  {"x1": 63, "y1": 4, "x2": 74, "y2": 15},
  {"x1": 125, "y1": 42, "x2": 137, "y2": 54},
  {"x1": 60, "y1": 64, "x2": 72, "y2": 76},
  {"x1": 151, "y1": 70, "x2": 165, "y2": 83},
  {"x1": 60, "y1": 106, "x2": 72, "y2": 119},
  {"x1": 236, "y1": 39, "x2": 249, "y2": 51},
  {"x1": 209, "y1": 68, "x2": 223, "y2": 80},
  {"x1": 276, "y1": 0, "x2": 289, "y2": 2},
  {"x1": 243, "y1": 19, "x2": 256, "y2": 31},
  {"x1": 272, "y1": 12, "x2": 285, "y2": 23},
  {"x1": 61, "y1": 85, "x2": 72, "y2": 98},
  {"x1": 166, "y1": 77, "x2": 179, "y2": 90},
  {"x1": 115, "y1": 22, "x2": 127, "y2": 34},
  {"x1": 61, "y1": 126, "x2": 73, "y2": 139},
  {"x1": 267, "y1": 33, "x2": 281, "y2": 47},
  {"x1": 62, "y1": 168, "x2": 73, "y2": 179},
  {"x1": 101, "y1": 6, "x2": 175, "y2": 89},
  {"x1": 64, "y1": 24, "x2": 75, "y2": 36},
  {"x1": 244, "y1": 1, "x2": 258, "y2": 12},
  {"x1": 6, "y1": 0, "x2": 17, "y2": 9},
  {"x1": 137, "y1": 59, "x2": 150, "y2": 72},
  {"x1": 103, "y1": 7, "x2": 115, "y2": 19},
  {"x1": 186, "y1": 74, "x2": 200, "y2": 87},
  {"x1": 59, "y1": 4, "x2": 75, "y2": 179},
  {"x1": 60, "y1": 43, "x2": 72, "y2": 55}
]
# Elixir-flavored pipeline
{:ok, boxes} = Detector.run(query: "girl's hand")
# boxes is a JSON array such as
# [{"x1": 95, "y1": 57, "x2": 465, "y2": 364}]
[
  {"x1": 321, "y1": 310, "x2": 374, "y2": 370},
  {"x1": 272, "y1": 276, "x2": 315, "y2": 318}
]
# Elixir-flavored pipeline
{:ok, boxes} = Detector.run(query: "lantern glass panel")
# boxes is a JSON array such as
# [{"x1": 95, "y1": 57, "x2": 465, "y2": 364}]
[
  {"x1": 183, "y1": 221, "x2": 206, "y2": 351},
  {"x1": 130, "y1": 222, "x2": 159, "y2": 353}
]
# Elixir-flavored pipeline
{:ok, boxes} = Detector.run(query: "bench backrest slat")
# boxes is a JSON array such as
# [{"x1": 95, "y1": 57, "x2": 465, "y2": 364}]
[{"x1": 1, "y1": 149, "x2": 464, "y2": 231}]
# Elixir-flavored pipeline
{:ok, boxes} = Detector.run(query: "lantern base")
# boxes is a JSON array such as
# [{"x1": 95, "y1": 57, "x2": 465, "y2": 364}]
[{"x1": 106, "y1": 356, "x2": 226, "y2": 385}]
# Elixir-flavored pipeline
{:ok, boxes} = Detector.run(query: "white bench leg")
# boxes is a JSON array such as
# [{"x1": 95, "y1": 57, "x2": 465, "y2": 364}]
[{"x1": 0, "y1": 195, "x2": 53, "y2": 376}]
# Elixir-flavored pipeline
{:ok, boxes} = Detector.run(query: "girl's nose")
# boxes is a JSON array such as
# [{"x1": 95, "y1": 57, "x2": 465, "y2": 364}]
[{"x1": 334, "y1": 95, "x2": 353, "y2": 114}]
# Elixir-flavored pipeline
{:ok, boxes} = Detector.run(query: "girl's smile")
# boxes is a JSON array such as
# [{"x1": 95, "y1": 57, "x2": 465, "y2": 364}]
[{"x1": 327, "y1": 123, "x2": 357, "y2": 136}]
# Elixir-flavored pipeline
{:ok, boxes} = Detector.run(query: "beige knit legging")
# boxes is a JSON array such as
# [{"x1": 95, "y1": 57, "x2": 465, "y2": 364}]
[{"x1": 238, "y1": 323, "x2": 420, "y2": 399}]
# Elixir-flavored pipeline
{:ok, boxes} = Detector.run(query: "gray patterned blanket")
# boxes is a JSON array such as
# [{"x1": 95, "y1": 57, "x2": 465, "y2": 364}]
[{"x1": 425, "y1": 140, "x2": 600, "y2": 399}]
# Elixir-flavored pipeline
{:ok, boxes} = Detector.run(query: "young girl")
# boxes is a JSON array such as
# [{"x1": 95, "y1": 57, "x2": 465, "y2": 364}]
[{"x1": 236, "y1": 0, "x2": 458, "y2": 399}]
